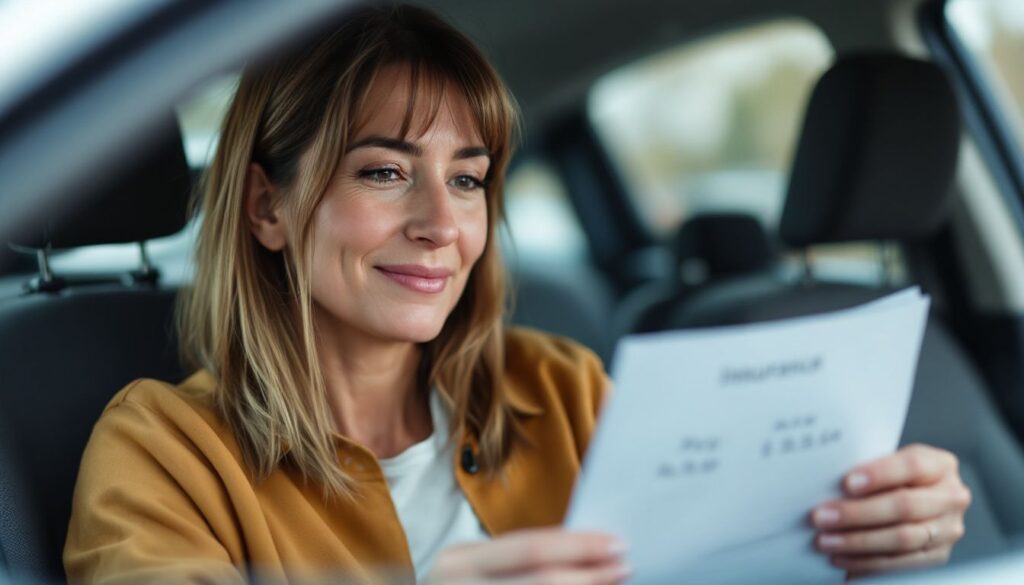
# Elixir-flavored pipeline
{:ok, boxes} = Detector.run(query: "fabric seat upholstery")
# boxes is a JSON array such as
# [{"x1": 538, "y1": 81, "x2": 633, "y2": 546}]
[
  {"x1": 615, "y1": 212, "x2": 779, "y2": 338},
  {"x1": 508, "y1": 262, "x2": 615, "y2": 364},
  {"x1": 642, "y1": 53, "x2": 1024, "y2": 562},
  {"x1": 0, "y1": 119, "x2": 190, "y2": 582}
]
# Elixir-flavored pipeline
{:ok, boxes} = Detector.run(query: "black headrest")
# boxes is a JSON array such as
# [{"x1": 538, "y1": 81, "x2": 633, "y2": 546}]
[
  {"x1": 673, "y1": 212, "x2": 775, "y2": 277},
  {"x1": 780, "y1": 53, "x2": 960, "y2": 247},
  {"x1": 9, "y1": 117, "x2": 191, "y2": 250}
]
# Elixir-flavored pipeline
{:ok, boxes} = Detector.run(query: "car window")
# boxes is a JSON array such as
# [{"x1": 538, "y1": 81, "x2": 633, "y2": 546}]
[
  {"x1": 176, "y1": 73, "x2": 239, "y2": 168},
  {"x1": 502, "y1": 159, "x2": 587, "y2": 266},
  {"x1": 588, "y1": 19, "x2": 905, "y2": 285},
  {"x1": 946, "y1": 0, "x2": 1024, "y2": 146},
  {"x1": 589, "y1": 19, "x2": 831, "y2": 234}
]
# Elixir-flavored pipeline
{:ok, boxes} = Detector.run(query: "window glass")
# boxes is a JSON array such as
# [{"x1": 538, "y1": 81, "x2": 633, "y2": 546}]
[
  {"x1": 589, "y1": 19, "x2": 902, "y2": 286},
  {"x1": 501, "y1": 159, "x2": 587, "y2": 266},
  {"x1": 177, "y1": 74, "x2": 239, "y2": 167},
  {"x1": 947, "y1": 0, "x2": 1024, "y2": 144},
  {"x1": 590, "y1": 19, "x2": 831, "y2": 235}
]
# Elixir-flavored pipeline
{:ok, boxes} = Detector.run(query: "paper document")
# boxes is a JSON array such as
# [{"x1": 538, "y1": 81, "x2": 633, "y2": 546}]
[{"x1": 565, "y1": 288, "x2": 931, "y2": 584}]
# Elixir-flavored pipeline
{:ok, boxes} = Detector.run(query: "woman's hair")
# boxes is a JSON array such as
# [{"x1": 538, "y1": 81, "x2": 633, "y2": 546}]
[{"x1": 178, "y1": 3, "x2": 520, "y2": 496}]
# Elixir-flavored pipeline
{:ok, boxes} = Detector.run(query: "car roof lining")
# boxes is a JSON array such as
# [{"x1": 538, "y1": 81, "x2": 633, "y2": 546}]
[{"x1": 427, "y1": 0, "x2": 908, "y2": 129}]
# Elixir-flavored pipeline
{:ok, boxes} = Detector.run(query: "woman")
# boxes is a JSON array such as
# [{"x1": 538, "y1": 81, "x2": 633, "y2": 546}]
[{"x1": 64, "y1": 4, "x2": 971, "y2": 585}]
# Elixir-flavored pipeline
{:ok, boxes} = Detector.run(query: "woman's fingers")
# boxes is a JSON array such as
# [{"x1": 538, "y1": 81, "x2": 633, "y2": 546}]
[
  {"x1": 816, "y1": 514, "x2": 965, "y2": 555},
  {"x1": 808, "y1": 444, "x2": 971, "y2": 578},
  {"x1": 431, "y1": 529, "x2": 628, "y2": 580},
  {"x1": 811, "y1": 480, "x2": 971, "y2": 530},
  {"x1": 830, "y1": 545, "x2": 953, "y2": 576},
  {"x1": 489, "y1": 562, "x2": 632, "y2": 585},
  {"x1": 839, "y1": 444, "x2": 958, "y2": 497}
]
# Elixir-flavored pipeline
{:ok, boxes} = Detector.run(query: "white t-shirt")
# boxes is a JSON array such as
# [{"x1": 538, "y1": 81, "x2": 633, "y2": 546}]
[{"x1": 378, "y1": 392, "x2": 490, "y2": 583}]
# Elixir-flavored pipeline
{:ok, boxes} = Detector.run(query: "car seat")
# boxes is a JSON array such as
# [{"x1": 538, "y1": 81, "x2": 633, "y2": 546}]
[
  {"x1": 639, "y1": 53, "x2": 1024, "y2": 561},
  {"x1": 0, "y1": 117, "x2": 191, "y2": 582},
  {"x1": 508, "y1": 261, "x2": 616, "y2": 364},
  {"x1": 614, "y1": 212, "x2": 780, "y2": 338}
]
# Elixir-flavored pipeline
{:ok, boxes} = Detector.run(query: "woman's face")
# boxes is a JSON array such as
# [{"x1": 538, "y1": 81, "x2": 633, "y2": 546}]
[{"x1": 305, "y1": 66, "x2": 490, "y2": 345}]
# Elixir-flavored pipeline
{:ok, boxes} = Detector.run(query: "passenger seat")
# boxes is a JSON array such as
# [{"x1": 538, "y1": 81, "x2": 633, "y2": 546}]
[{"x1": 639, "y1": 53, "x2": 1024, "y2": 561}]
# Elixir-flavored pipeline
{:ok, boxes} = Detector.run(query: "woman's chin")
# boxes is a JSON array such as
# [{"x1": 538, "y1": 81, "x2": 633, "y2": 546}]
[{"x1": 379, "y1": 315, "x2": 448, "y2": 344}]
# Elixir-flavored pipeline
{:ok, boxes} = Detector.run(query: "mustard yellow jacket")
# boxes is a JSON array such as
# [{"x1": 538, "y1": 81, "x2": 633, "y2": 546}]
[{"x1": 64, "y1": 328, "x2": 609, "y2": 585}]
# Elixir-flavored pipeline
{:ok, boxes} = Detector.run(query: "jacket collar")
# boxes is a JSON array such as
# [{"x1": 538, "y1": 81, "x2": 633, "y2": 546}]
[{"x1": 503, "y1": 379, "x2": 545, "y2": 417}]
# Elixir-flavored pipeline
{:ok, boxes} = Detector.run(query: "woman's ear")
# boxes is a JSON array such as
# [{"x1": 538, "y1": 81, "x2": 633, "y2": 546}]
[{"x1": 244, "y1": 163, "x2": 289, "y2": 251}]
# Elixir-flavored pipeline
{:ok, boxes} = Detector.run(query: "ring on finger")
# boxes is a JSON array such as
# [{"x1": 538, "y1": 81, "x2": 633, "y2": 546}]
[{"x1": 923, "y1": 523, "x2": 939, "y2": 550}]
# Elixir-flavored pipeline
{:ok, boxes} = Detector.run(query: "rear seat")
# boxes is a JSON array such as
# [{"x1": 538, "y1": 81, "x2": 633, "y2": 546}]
[
  {"x1": 615, "y1": 212, "x2": 780, "y2": 338},
  {"x1": 508, "y1": 260, "x2": 615, "y2": 364}
]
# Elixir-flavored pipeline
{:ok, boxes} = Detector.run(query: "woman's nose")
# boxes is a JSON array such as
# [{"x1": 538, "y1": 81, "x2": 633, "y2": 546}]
[{"x1": 404, "y1": 175, "x2": 459, "y2": 247}]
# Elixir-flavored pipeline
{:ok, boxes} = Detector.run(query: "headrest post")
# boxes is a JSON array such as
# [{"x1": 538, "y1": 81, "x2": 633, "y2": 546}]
[
  {"x1": 23, "y1": 246, "x2": 66, "y2": 293},
  {"x1": 36, "y1": 248, "x2": 53, "y2": 283},
  {"x1": 882, "y1": 242, "x2": 902, "y2": 287},
  {"x1": 800, "y1": 249, "x2": 815, "y2": 287},
  {"x1": 128, "y1": 241, "x2": 160, "y2": 286},
  {"x1": 137, "y1": 242, "x2": 153, "y2": 276}
]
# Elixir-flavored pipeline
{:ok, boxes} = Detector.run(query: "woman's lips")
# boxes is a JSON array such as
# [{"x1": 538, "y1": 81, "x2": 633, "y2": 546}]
[{"x1": 375, "y1": 265, "x2": 452, "y2": 294}]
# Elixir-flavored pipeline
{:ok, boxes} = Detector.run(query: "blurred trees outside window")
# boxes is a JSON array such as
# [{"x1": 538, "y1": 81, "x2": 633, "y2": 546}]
[
  {"x1": 947, "y1": 0, "x2": 1024, "y2": 150},
  {"x1": 589, "y1": 19, "x2": 909, "y2": 286}
]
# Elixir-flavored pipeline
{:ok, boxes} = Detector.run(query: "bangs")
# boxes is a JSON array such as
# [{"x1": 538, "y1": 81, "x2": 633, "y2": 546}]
[
  {"x1": 347, "y1": 57, "x2": 516, "y2": 168},
  {"x1": 349, "y1": 63, "x2": 451, "y2": 144},
  {"x1": 399, "y1": 62, "x2": 448, "y2": 141}
]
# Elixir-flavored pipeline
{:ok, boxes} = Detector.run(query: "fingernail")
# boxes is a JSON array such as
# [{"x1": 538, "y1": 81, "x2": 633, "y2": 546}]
[
  {"x1": 818, "y1": 534, "x2": 845, "y2": 549},
  {"x1": 607, "y1": 538, "x2": 629, "y2": 557},
  {"x1": 846, "y1": 472, "x2": 869, "y2": 493},
  {"x1": 814, "y1": 507, "x2": 840, "y2": 527}
]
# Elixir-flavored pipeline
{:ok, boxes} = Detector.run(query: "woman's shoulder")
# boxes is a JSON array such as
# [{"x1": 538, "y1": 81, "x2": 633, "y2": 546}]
[
  {"x1": 93, "y1": 370, "x2": 238, "y2": 461},
  {"x1": 105, "y1": 370, "x2": 219, "y2": 420},
  {"x1": 502, "y1": 326, "x2": 610, "y2": 418},
  {"x1": 68, "y1": 372, "x2": 250, "y2": 585}
]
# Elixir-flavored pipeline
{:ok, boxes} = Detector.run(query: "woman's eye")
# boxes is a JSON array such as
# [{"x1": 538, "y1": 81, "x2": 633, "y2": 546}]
[
  {"x1": 451, "y1": 175, "x2": 485, "y2": 191},
  {"x1": 358, "y1": 167, "x2": 402, "y2": 184}
]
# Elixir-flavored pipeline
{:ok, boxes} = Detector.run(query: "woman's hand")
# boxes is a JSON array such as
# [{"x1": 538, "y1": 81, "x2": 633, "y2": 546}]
[
  {"x1": 811, "y1": 444, "x2": 971, "y2": 579},
  {"x1": 426, "y1": 528, "x2": 631, "y2": 585}
]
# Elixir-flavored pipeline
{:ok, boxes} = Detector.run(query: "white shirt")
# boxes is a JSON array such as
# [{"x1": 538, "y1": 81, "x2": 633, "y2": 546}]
[{"x1": 378, "y1": 391, "x2": 490, "y2": 583}]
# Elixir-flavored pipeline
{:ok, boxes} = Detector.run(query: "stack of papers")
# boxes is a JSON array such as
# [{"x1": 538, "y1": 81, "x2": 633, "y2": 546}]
[{"x1": 566, "y1": 288, "x2": 931, "y2": 584}]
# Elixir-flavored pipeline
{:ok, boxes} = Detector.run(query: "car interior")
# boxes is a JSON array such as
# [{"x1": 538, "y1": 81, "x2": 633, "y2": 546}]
[{"x1": 2, "y1": 0, "x2": 1024, "y2": 583}]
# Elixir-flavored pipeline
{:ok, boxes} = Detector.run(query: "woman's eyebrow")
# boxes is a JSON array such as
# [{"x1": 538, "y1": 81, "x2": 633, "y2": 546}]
[
  {"x1": 454, "y1": 146, "x2": 490, "y2": 160},
  {"x1": 347, "y1": 136, "x2": 420, "y2": 155},
  {"x1": 347, "y1": 136, "x2": 491, "y2": 160}
]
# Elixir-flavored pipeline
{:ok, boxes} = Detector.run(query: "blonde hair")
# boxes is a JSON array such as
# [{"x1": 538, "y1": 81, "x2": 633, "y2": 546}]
[{"x1": 179, "y1": 3, "x2": 520, "y2": 496}]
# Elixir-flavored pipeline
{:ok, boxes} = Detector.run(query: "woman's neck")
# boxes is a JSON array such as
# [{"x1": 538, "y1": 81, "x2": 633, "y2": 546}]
[{"x1": 316, "y1": 321, "x2": 433, "y2": 459}]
